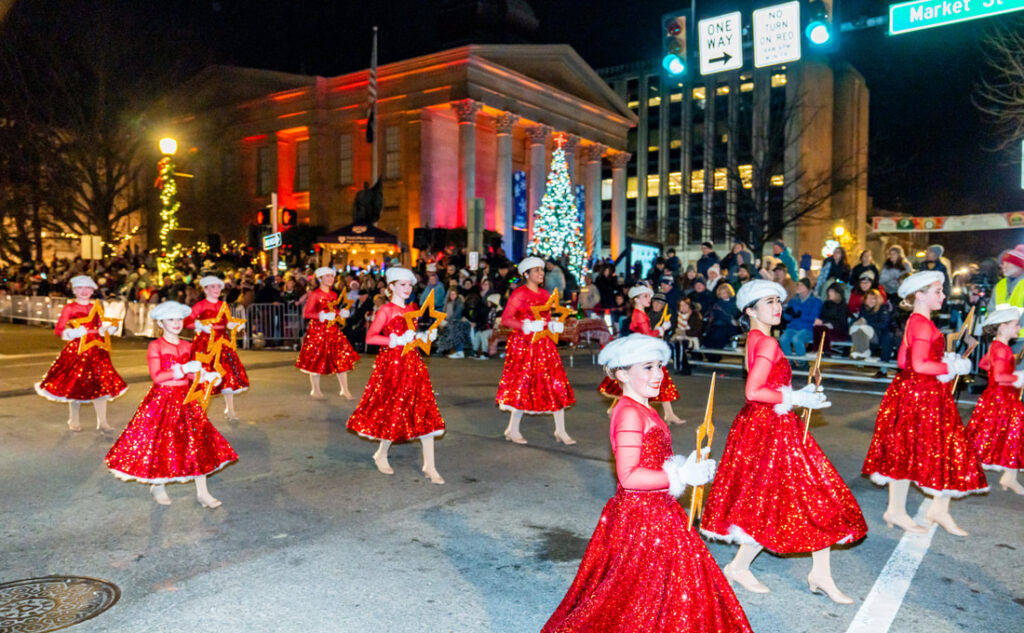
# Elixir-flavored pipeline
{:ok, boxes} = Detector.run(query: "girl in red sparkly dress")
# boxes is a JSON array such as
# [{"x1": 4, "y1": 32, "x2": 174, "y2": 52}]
[
  {"x1": 105, "y1": 301, "x2": 237, "y2": 508},
  {"x1": 862, "y1": 271, "x2": 987, "y2": 536},
  {"x1": 966, "y1": 307, "x2": 1024, "y2": 495},
  {"x1": 598, "y1": 284, "x2": 684, "y2": 424},
  {"x1": 296, "y1": 267, "x2": 359, "y2": 400},
  {"x1": 496, "y1": 256, "x2": 576, "y2": 445},
  {"x1": 346, "y1": 267, "x2": 445, "y2": 484},
  {"x1": 541, "y1": 334, "x2": 752, "y2": 633},
  {"x1": 35, "y1": 275, "x2": 126, "y2": 432},
  {"x1": 185, "y1": 276, "x2": 249, "y2": 420},
  {"x1": 701, "y1": 280, "x2": 866, "y2": 604}
]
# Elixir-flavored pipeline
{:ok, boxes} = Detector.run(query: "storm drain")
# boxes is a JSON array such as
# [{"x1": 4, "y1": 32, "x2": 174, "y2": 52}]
[{"x1": 0, "y1": 576, "x2": 119, "y2": 632}]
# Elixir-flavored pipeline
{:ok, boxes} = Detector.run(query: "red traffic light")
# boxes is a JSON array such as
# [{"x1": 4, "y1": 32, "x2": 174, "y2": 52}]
[
  {"x1": 255, "y1": 209, "x2": 269, "y2": 226},
  {"x1": 280, "y1": 208, "x2": 296, "y2": 227}
]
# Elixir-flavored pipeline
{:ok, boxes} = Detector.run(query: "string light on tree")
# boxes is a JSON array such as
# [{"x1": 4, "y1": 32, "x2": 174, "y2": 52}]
[
  {"x1": 527, "y1": 133, "x2": 588, "y2": 281},
  {"x1": 156, "y1": 138, "x2": 182, "y2": 277}
]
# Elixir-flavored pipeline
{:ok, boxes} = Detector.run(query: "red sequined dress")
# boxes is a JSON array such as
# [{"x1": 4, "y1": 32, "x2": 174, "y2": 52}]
[
  {"x1": 185, "y1": 299, "x2": 249, "y2": 395},
  {"x1": 105, "y1": 338, "x2": 237, "y2": 483},
  {"x1": 495, "y1": 285, "x2": 575, "y2": 414},
  {"x1": 346, "y1": 302, "x2": 444, "y2": 442},
  {"x1": 541, "y1": 396, "x2": 753, "y2": 633},
  {"x1": 598, "y1": 310, "x2": 679, "y2": 402},
  {"x1": 295, "y1": 288, "x2": 359, "y2": 375},
  {"x1": 700, "y1": 330, "x2": 867, "y2": 552},
  {"x1": 966, "y1": 340, "x2": 1024, "y2": 472},
  {"x1": 862, "y1": 313, "x2": 988, "y2": 496},
  {"x1": 35, "y1": 301, "x2": 127, "y2": 403}
]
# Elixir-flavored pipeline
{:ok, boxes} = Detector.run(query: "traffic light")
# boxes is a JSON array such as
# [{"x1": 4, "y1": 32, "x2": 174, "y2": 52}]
[
  {"x1": 255, "y1": 207, "x2": 271, "y2": 226},
  {"x1": 661, "y1": 11, "x2": 689, "y2": 77},
  {"x1": 806, "y1": 1, "x2": 833, "y2": 47},
  {"x1": 280, "y1": 208, "x2": 296, "y2": 228}
]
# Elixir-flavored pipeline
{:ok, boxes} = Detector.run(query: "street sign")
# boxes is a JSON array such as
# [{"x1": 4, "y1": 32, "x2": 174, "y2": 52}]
[
  {"x1": 263, "y1": 232, "x2": 282, "y2": 251},
  {"x1": 889, "y1": 0, "x2": 1024, "y2": 35},
  {"x1": 753, "y1": 1, "x2": 802, "y2": 68},
  {"x1": 698, "y1": 12, "x2": 743, "y2": 76}
]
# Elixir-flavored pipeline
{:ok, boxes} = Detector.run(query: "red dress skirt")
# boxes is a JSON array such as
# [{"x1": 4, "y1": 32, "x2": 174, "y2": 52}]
[
  {"x1": 862, "y1": 333, "x2": 988, "y2": 497},
  {"x1": 35, "y1": 342, "x2": 127, "y2": 403},
  {"x1": 542, "y1": 424, "x2": 752, "y2": 633},
  {"x1": 598, "y1": 368, "x2": 678, "y2": 403},
  {"x1": 192, "y1": 330, "x2": 250, "y2": 395},
  {"x1": 701, "y1": 357, "x2": 867, "y2": 552},
  {"x1": 496, "y1": 330, "x2": 575, "y2": 414},
  {"x1": 296, "y1": 319, "x2": 359, "y2": 375},
  {"x1": 967, "y1": 384, "x2": 1024, "y2": 472},
  {"x1": 346, "y1": 313, "x2": 444, "y2": 442}
]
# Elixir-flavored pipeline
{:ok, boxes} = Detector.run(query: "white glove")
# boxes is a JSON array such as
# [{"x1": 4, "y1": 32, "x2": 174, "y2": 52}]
[
  {"x1": 339, "y1": 309, "x2": 351, "y2": 319},
  {"x1": 521, "y1": 319, "x2": 537, "y2": 334},
  {"x1": 194, "y1": 320, "x2": 212, "y2": 334},
  {"x1": 171, "y1": 363, "x2": 185, "y2": 379},
  {"x1": 950, "y1": 357, "x2": 972, "y2": 376},
  {"x1": 414, "y1": 329, "x2": 439, "y2": 343},
  {"x1": 318, "y1": 311, "x2": 336, "y2": 322},
  {"x1": 101, "y1": 323, "x2": 119, "y2": 336},
  {"x1": 200, "y1": 369, "x2": 222, "y2": 385},
  {"x1": 662, "y1": 448, "x2": 716, "y2": 497},
  {"x1": 775, "y1": 384, "x2": 831, "y2": 414},
  {"x1": 937, "y1": 352, "x2": 957, "y2": 383},
  {"x1": 656, "y1": 322, "x2": 670, "y2": 335},
  {"x1": 61, "y1": 326, "x2": 87, "y2": 341},
  {"x1": 388, "y1": 330, "x2": 415, "y2": 348},
  {"x1": 524, "y1": 319, "x2": 547, "y2": 334},
  {"x1": 428, "y1": 328, "x2": 438, "y2": 342},
  {"x1": 181, "y1": 360, "x2": 204, "y2": 374},
  {"x1": 547, "y1": 320, "x2": 565, "y2": 334},
  {"x1": 1014, "y1": 371, "x2": 1024, "y2": 390},
  {"x1": 227, "y1": 320, "x2": 244, "y2": 331}
]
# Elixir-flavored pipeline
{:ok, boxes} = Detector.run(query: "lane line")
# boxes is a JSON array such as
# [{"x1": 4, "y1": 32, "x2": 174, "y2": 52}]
[{"x1": 845, "y1": 500, "x2": 936, "y2": 633}]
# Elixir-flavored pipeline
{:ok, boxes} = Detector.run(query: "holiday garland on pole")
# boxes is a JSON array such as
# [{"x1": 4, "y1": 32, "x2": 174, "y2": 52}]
[
  {"x1": 528, "y1": 135, "x2": 588, "y2": 281},
  {"x1": 155, "y1": 156, "x2": 182, "y2": 278}
]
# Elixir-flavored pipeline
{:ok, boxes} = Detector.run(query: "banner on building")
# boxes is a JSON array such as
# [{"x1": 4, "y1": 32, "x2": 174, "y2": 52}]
[
  {"x1": 575, "y1": 185, "x2": 586, "y2": 225},
  {"x1": 513, "y1": 171, "x2": 528, "y2": 230},
  {"x1": 871, "y1": 212, "x2": 1024, "y2": 233}
]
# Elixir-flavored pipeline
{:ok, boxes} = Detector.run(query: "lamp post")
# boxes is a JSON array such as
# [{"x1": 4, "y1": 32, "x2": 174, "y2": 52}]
[{"x1": 156, "y1": 137, "x2": 181, "y2": 279}]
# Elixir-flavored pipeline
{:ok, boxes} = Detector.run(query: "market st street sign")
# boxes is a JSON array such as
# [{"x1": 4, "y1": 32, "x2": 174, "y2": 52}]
[
  {"x1": 262, "y1": 232, "x2": 282, "y2": 251},
  {"x1": 889, "y1": 0, "x2": 1024, "y2": 35}
]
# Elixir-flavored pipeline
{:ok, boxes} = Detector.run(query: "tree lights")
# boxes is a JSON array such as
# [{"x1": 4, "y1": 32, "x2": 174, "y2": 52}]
[
  {"x1": 527, "y1": 135, "x2": 588, "y2": 282},
  {"x1": 155, "y1": 140, "x2": 182, "y2": 278}
]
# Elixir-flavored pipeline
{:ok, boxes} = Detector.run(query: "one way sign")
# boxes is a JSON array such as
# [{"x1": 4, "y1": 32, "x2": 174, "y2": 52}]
[{"x1": 698, "y1": 11, "x2": 743, "y2": 76}]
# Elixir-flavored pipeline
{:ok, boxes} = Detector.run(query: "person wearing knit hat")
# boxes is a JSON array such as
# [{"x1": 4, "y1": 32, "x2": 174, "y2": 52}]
[
  {"x1": 598, "y1": 285, "x2": 685, "y2": 424},
  {"x1": 496, "y1": 255, "x2": 576, "y2": 446},
  {"x1": 35, "y1": 274, "x2": 126, "y2": 433},
  {"x1": 965, "y1": 306, "x2": 1024, "y2": 495},
  {"x1": 105, "y1": 300, "x2": 236, "y2": 509},
  {"x1": 542, "y1": 334, "x2": 754, "y2": 633},
  {"x1": 346, "y1": 267, "x2": 446, "y2": 484},
  {"x1": 697, "y1": 241, "x2": 720, "y2": 278},
  {"x1": 863, "y1": 268, "x2": 987, "y2": 538},
  {"x1": 296, "y1": 266, "x2": 360, "y2": 400},
  {"x1": 701, "y1": 277, "x2": 864, "y2": 604},
  {"x1": 185, "y1": 274, "x2": 249, "y2": 421},
  {"x1": 990, "y1": 244, "x2": 1024, "y2": 334}
]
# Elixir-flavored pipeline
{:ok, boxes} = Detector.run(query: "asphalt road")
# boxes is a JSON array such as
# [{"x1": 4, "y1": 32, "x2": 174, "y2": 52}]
[{"x1": 1, "y1": 323, "x2": 1021, "y2": 633}]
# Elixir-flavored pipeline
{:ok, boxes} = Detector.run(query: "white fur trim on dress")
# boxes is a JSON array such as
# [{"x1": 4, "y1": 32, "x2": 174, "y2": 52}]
[
  {"x1": 497, "y1": 403, "x2": 570, "y2": 415},
  {"x1": 981, "y1": 463, "x2": 1017, "y2": 473},
  {"x1": 773, "y1": 386, "x2": 793, "y2": 415},
  {"x1": 868, "y1": 472, "x2": 990, "y2": 498},
  {"x1": 34, "y1": 382, "x2": 127, "y2": 404},
  {"x1": 108, "y1": 459, "x2": 235, "y2": 485},
  {"x1": 354, "y1": 428, "x2": 445, "y2": 442},
  {"x1": 700, "y1": 524, "x2": 760, "y2": 546},
  {"x1": 219, "y1": 386, "x2": 249, "y2": 395},
  {"x1": 662, "y1": 454, "x2": 687, "y2": 497}
]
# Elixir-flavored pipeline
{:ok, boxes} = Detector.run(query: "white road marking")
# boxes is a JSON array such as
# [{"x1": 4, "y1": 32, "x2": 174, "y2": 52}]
[{"x1": 845, "y1": 500, "x2": 936, "y2": 633}]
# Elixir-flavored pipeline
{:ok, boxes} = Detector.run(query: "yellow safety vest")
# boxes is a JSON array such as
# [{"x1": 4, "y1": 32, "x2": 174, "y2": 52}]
[{"x1": 994, "y1": 277, "x2": 1024, "y2": 336}]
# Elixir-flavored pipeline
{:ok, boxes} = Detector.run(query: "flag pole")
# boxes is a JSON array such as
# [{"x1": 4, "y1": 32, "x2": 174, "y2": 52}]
[{"x1": 369, "y1": 26, "x2": 379, "y2": 184}]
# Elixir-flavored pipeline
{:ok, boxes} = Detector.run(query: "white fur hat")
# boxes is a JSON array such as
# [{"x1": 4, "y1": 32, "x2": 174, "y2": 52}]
[
  {"x1": 627, "y1": 284, "x2": 653, "y2": 299},
  {"x1": 385, "y1": 267, "x2": 416, "y2": 284},
  {"x1": 897, "y1": 270, "x2": 944, "y2": 299},
  {"x1": 70, "y1": 275, "x2": 98, "y2": 289},
  {"x1": 517, "y1": 256, "x2": 545, "y2": 276},
  {"x1": 314, "y1": 267, "x2": 335, "y2": 279},
  {"x1": 150, "y1": 301, "x2": 191, "y2": 321},
  {"x1": 982, "y1": 305, "x2": 1023, "y2": 328},
  {"x1": 736, "y1": 280, "x2": 787, "y2": 310},
  {"x1": 486, "y1": 293, "x2": 502, "y2": 306},
  {"x1": 598, "y1": 333, "x2": 670, "y2": 369},
  {"x1": 198, "y1": 275, "x2": 224, "y2": 288}
]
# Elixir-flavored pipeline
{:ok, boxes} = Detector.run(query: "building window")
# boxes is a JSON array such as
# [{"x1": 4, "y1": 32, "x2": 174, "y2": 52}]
[
  {"x1": 338, "y1": 133, "x2": 353, "y2": 186},
  {"x1": 294, "y1": 140, "x2": 310, "y2": 192},
  {"x1": 384, "y1": 126, "x2": 400, "y2": 180},
  {"x1": 257, "y1": 145, "x2": 275, "y2": 196}
]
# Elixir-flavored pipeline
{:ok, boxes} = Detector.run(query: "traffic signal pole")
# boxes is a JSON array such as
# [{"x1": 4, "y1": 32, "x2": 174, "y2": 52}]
[{"x1": 271, "y1": 192, "x2": 279, "y2": 274}]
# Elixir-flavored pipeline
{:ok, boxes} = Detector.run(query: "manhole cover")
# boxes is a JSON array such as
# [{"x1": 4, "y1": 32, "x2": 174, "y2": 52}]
[{"x1": 0, "y1": 576, "x2": 119, "y2": 632}]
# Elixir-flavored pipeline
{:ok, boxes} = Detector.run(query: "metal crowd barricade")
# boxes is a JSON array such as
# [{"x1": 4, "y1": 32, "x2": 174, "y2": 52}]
[{"x1": 243, "y1": 303, "x2": 305, "y2": 349}]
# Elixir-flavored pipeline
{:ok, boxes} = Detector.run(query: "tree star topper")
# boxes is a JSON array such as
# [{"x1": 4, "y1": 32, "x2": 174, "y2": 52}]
[
  {"x1": 183, "y1": 349, "x2": 221, "y2": 410},
  {"x1": 402, "y1": 289, "x2": 447, "y2": 356},
  {"x1": 530, "y1": 289, "x2": 572, "y2": 343},
  {"x1": 200, "y1": 303, "x2": 246, "y2": 351},
  {"x1": 71, "y1": 301, "x2": 120, "y2": 355}
]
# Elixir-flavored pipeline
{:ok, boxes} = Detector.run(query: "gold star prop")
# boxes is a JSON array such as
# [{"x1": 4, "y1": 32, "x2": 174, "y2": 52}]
[
  {"x1": 655, "y1": 305, "x2": 669, "y2": 329},
  {"x1": 529, "y1": 289, "x2": 573, "y2": 343},
  {"x1": 402, "y1": 289, "x2": 447, "y2": 356},
  {"x1": 688, "y1": 372, "x2": 716, "y2": 530},
  {"x1": 802, "y1": 333, "x2": 826, "y2": 444},
  {"x1": 183, "y1": 349, "x2": 221, "y2": 410},
  {"x1": 70, "y1": 301, "x2": 119, "y2": 355},
  {"x1": 328, "y1": 293, "x2": 356, "y2": 327},
  {"x1": 201, "y1": 303, "x2": 246, "y2": 351}
]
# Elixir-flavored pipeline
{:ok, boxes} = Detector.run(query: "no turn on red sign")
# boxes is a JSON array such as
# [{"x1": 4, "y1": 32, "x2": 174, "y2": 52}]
[
  {"x1": 698, "y1": 11, "x2": 743, "y2": 76},
  {"x1": 753, "y1": 1, "x2": 802, "y2": 68}
]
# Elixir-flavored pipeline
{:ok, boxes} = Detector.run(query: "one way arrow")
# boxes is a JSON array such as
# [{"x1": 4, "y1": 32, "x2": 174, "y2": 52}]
[{"x1": 710, "y1": 51, "x2": 733, "y2": 65}]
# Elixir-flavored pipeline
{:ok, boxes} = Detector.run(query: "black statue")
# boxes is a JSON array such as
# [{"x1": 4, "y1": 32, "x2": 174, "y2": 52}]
[{"x1": 352, "y1": 180, "x2": 383, "y2": 225}]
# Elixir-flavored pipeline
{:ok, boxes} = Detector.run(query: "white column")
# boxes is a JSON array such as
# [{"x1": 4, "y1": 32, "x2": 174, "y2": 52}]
[
  {"x1": 609, "y1": 151, "x2": 631, "y2": 260},
  {"x1": 494, "y1": 112, "x2": 519, "y2": 257},
  {"x1": 453, "y1": 99, "x2": 482, "y2": 228},
  {"x1": 582, "y1": 143, "x2": 606, "y2": 259},
  {"x1": 563, "y1": 133, "x2": 580, "y2": 186},
  {"x1": 526, "y1": 124, "x2": 551, "y2": 242}
]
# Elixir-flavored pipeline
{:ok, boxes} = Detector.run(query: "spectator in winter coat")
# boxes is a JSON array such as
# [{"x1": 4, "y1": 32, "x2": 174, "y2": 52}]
[
  {"x1": 696, "y1": 241, "x2": 720, "y2": 278},
  {"x1": 814, "y1": 283, "x2": 851, "y2": 354},
  {"x1": 780, "y1": 278, "x2": 823, "y2": 362},
  {"x1": 772, "y1": 240, "x2": 799, "y2": 281},
  {"x1": 849, "y1": 250, "x2": 880, "y2": 287},
  {"x1": 814, "y1": 247, "x2": 851, "y2": 300},
  {"x1": 850, "y1": 288, "x2": 895, "y2": 373},
  {"x1": 879, "y1": 245, "x2": 913, "y2": 304}
]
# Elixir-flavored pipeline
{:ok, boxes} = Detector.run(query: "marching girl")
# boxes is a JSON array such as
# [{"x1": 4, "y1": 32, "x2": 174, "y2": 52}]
[
  {"x1": 541, "y1": 334, "x2": 752, "y2": 633},
  {"x1": 597, "y1": 284, "x2": 684, "y2": 424},
  {"x1": 862, "y1": 271, "x2": 987, "y2": 536},
  {"x1": 701, "y1": 280, "x2": 866, "y2": 604},
  {"x1": 346, "y1": 267, "x2": 445, "y2": 484},
  {"x1": 296, "y1": 267, "x2": 359, "y2": 400},
  {"x1": 105, "y1": 301, "x2": 237, "y2": 508},
  {"x1": 966, "y1": 307, "x2": 1024, "y2": 495},
  {"x1": 496, "y1": 256, "x2": 576, "y2": 445},
  {"x1": 35, "y1": 275, "x2": 126, "y2": 432},
  {"x1": 185, "y1": 275, "x2": 249, "y2": 420}
]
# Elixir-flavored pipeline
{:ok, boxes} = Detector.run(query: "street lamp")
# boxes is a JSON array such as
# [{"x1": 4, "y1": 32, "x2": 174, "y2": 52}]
[
  {"x1": 159, "y1": 137, "x2": 177, "y2": 156},
  {"x1": 834, "y1": 225, "x2": 845, "y2": 237}
]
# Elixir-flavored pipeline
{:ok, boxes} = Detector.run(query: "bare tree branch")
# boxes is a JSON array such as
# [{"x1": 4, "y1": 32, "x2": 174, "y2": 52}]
[{"x1": 973, "y1": 18, "x2": 1024, "y2": 151}]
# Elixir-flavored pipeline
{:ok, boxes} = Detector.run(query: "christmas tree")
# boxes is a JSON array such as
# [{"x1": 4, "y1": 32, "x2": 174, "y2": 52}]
[
  {"x1": 155, "y1": 156, "x2": 182, "y2": 278},
  {"x1": 528, "y1": 135, "x2": 588, "y2": 281}
]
